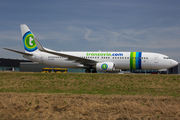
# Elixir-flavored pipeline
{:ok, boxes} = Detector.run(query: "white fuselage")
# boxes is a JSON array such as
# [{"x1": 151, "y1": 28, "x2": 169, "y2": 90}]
[
  {"x1": 24, "y1": 51, "x2": 178, "y2": 70},
  {"x1": 4, "y1": 24, "x2": 178, "y2": 72}
]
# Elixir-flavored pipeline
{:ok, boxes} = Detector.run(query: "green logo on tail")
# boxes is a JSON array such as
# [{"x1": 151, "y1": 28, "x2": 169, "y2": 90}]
[{"x1": 23, "y1": 31, "x2": 37, "y2": 52}]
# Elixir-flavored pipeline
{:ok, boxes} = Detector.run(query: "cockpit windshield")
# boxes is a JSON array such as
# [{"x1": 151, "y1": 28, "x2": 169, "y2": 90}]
[{"x1": 163, "y1": 57, "x2": 170, "y2": 59}]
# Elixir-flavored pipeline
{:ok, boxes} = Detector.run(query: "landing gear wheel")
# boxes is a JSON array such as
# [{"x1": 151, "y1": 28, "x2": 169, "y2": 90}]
[
  {"x1": 85, "y1": 69, "x2": 91, "y2": 73},
  {"x1": 92, "y1": 69, "x2": 97, "y2": 73}
]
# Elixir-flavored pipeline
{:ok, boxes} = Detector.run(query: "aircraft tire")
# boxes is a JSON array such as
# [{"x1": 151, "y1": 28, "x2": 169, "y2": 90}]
[{"x1": 92, "y1": 69, "x2": 97, "y2": 73}]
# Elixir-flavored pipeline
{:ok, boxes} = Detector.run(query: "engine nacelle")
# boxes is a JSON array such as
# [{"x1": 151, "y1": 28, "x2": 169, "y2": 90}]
[{"x1": 96, "y1": 62, "x2": 115, "y2": 71}]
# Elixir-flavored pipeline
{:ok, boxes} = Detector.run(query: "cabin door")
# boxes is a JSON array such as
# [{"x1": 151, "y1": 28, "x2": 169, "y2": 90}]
[
  {"x1": 154, "y1": 55, "x2": 159, "y2": 63},
  {"x1": 40, "y1": 54, "x2": 44, "y2": 63}
]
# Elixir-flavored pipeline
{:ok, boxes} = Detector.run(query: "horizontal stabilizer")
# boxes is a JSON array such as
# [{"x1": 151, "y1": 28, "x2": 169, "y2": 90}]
[{"x1": 3, "y1": 48, "x2": 32, "y2": 56}]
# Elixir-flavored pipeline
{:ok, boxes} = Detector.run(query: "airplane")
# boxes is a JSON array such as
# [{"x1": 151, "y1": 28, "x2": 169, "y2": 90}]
[{"x1": 3, "y1": 24, "x2": 178, "y2": 73}]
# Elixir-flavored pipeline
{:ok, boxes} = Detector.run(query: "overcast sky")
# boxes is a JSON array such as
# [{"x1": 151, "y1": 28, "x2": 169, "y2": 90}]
[{"x1": 0, "y1": 0, "x2": 180, "y2": 61}]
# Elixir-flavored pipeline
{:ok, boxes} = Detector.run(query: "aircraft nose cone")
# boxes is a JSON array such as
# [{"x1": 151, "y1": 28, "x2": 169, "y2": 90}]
[{"x1": 170, "y1": 60, "x2": 178, "y2": 67}]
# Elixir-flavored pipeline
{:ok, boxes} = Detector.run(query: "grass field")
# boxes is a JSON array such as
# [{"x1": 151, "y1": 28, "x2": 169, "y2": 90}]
[
  {"x1": 0, "y1": 72, "x2": 180, "y2": 97},
  {"x1": 0, "y1": 72, "x2": 180, "y2": 119}
]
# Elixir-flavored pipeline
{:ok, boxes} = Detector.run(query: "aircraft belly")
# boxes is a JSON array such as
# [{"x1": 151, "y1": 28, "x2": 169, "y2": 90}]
[
  {"x1": 115, "y1": 61, "x2": 130, "y2": 69},
  {"x1": 44, "y1": 59, "x2": 80, "y2": 68}
]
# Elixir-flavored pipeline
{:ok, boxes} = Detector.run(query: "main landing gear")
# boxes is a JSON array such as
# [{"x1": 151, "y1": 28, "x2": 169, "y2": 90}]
[
  {"x1": 85, "y1": 69, "x2": 97, "y2": 73},
  {"x1": 85, "y1": 69, "x2": 91, "y2": 73}
]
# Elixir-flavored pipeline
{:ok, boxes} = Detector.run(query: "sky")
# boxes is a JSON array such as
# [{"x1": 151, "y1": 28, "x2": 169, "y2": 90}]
[{"x1": 0, "y1": 0, "x2": 180, "y2": 61}]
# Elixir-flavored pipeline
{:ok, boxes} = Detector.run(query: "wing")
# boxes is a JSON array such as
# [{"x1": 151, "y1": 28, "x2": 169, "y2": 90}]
[{"x1": 33, "y1": 37, "x2": 97, "y2": 66}]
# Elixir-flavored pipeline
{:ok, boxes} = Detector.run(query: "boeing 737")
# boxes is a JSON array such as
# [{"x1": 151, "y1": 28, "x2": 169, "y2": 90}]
[{"x1": 3, "y1": 24, "x2": 178, "y2": 73}]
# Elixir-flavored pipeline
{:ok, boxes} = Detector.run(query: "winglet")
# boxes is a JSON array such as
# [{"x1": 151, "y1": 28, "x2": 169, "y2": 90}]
[{"x1": 33, "y1": 37, "x2": 46, "y2": 51}]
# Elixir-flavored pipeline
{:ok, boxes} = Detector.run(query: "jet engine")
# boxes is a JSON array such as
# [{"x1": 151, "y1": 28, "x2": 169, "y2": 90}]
[{"x1": 96, "y1": 62, "x2": 115, "y2": 71}]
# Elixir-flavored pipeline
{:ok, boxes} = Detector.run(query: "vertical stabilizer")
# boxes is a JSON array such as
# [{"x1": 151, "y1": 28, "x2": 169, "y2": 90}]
[{"x1": 20, "y1": 24, "x2": 38, "y2": 52}]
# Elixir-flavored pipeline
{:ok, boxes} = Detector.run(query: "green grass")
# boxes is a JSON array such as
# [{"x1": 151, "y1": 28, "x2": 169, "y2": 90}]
[{"x1": 0, "y1": 72, "x2": 180, "y2": 97}]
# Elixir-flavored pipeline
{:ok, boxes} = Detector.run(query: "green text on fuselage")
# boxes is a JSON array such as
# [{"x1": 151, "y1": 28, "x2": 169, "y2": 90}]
[{"x1": 86, "y1": 53, "x2": 111, "y2": 56}]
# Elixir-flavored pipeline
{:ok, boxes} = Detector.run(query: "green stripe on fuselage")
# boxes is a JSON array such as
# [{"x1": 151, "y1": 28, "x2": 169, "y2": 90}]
[
  {"x1": 130, "y1": 52, "x2": 133, "y2": 69},
  {"x1": 130, "y1": 52, "x2": 137, "y2": 69}
]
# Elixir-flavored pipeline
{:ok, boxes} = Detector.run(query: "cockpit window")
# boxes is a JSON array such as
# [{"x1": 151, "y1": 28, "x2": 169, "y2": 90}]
[{"x1": 163, "y1": 57, "x2": 170, "y2": 59}]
